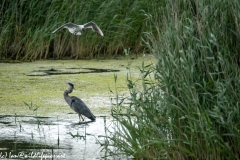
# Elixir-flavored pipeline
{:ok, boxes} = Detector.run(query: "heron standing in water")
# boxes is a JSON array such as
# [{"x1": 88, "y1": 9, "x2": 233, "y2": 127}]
[{"x1": 64, "y1": 82, "x2": 96, "y2": 122}]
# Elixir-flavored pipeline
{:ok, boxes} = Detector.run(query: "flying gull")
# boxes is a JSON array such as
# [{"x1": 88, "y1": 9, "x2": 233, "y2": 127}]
[{"x1": 52, "y1": 22, "x2": 104, "y2": 36}]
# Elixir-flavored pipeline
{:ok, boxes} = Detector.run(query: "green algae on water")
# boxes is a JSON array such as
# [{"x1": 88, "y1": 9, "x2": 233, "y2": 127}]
[{"x1": 0, "y1": 55, "x2": 156, "y2": 117}]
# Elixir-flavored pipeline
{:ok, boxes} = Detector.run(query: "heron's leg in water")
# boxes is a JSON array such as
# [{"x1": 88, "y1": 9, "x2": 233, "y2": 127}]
[{"x1": 78, "y1": 114, "x2": 84, "y2": 121}]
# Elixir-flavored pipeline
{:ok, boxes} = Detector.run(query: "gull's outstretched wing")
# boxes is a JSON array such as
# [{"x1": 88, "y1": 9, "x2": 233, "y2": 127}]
[
  {"x1": 52, "y1": 23, "x2": 78, "y2": 34},
  {"x1": 83, "y1": 22, "x2": 104, "y2": 36}
]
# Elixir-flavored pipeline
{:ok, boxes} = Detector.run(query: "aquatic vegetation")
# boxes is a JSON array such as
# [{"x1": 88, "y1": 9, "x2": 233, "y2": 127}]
[
  {"x1": 0, "y1": 57, "x2": 155, "y2": 117},
  {"x1": 23, "y1": 101, "x2": 40, "y2": 116},
  {"x1": 107, "y1": 0, "x2": 240, "y2": 159},
  {"x1": 67, "y1": 132, "x2": 86, "y2": 140}
]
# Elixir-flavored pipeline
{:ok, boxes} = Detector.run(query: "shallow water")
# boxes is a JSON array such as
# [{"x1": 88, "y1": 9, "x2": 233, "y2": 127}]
[
  {"x1": 0, "y1": 115, "x2": 116, "y2": 159},
  {"x1": 0, "y1": 55, "x2": 156, "y2": 159}
]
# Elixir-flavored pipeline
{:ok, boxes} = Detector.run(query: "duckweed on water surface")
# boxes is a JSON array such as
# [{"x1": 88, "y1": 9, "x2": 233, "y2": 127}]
[{"x1": 0, "y1": 55, "x2": 156, "y2": 118}]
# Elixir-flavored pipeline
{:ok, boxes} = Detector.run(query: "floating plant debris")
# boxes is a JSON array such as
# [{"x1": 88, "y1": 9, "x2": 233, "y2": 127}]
[{"x1": 27, "y1": 67, "x2": 119, "y2": 76}]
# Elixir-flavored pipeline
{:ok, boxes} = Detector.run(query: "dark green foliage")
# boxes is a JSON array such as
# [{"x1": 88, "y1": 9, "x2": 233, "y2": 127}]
[{"x1": 108, "y1": 0, "x2": 240, "y2": 159}]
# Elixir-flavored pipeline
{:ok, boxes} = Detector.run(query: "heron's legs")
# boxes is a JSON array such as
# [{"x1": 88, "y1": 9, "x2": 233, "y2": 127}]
[{"x1": 78, "y1": 114, "x2": 84, "y2": 122}]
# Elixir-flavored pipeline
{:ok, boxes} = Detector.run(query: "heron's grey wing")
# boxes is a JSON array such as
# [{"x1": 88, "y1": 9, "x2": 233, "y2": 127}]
[
  {"x1": 70, "y1": 96, "x2": 96, "y2": 120},
  {"x1": 52, "y1": 23, "x2": 78, "y2": 33},
  {"x1": 83, "y1": 22, "x2": 104, "y2": 36}
]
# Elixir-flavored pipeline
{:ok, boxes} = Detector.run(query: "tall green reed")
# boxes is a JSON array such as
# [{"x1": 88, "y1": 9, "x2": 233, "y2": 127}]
[
  {"x1": 108, "y1": 0, "x2": 240, "y2": 159},
  {"x1": 0, "y1": 0, "x2": 156, "y2": 60}
]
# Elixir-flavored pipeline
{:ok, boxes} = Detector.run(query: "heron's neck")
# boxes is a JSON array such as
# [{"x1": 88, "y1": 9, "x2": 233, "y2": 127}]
[{"x1": 64, "y1": 87, "x2": 73, "y2": 96}]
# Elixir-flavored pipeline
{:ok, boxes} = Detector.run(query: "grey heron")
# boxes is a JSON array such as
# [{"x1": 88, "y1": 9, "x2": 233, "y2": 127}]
[
  {"x1": 52, "y1": 22, "x2": 104, "y2": 36},
  {"x1": 64, "y1": 82, "x2": 96, "y2": 122}
]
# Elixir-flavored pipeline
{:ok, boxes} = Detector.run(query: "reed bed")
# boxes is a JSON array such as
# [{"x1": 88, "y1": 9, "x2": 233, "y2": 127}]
[
  {"x1": 0, "y1": 0, "x2": 155, "y2": 60},
  {"x1": 108, "y1": 0, "x2": 240, "y2": 159}
]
